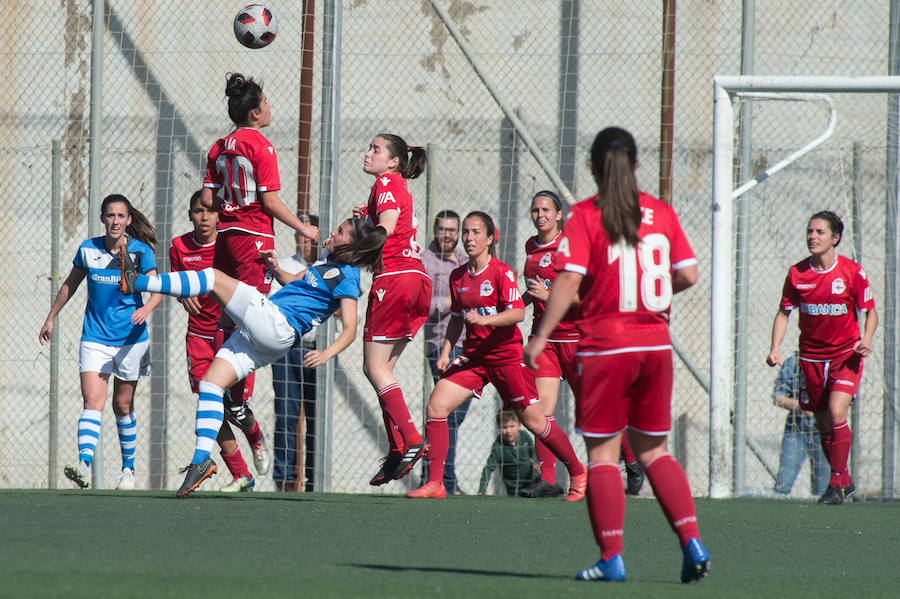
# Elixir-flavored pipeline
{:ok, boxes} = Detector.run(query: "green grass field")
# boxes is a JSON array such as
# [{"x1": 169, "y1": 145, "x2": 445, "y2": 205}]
[{"x1": 1, "y1": 489, "x2": 897, "y2": 598}]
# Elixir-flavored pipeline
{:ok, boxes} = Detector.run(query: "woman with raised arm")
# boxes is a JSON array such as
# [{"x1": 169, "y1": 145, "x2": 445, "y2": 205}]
[
  {"x1": 766, "y1": 210, "x2": 877, "y2": 505},
  {"x1": 352, "y1": 133, "x2": 433, "y2": 487},
  {"x1": 524, "y1": 127, "x2": 708, "y2": 583},
  {"x1": 39, "y1": 194, "x2": 162, "y2": 490}
]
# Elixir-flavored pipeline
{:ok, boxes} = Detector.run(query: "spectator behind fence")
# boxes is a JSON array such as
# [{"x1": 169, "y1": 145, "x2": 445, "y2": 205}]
[
  {"x1": 771, "y1": 353, "x2": 829, "y2": 496},
  {"x1": 270, "y1": 217, "x2": 320, "y2": 492},
  {"x1": 421, "y1": 210, "x2": 470, "y2": 495},
  {"x1": 478, "y1": 410, "x2": 542, "y2": 496}
]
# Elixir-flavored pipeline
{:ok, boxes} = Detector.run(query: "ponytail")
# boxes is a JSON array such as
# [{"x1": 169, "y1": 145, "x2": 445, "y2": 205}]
[
  {"x1": 330, "y1": 218, "x2": 387, "y2": 271},
  {"x1": 101, "y1": 194, "x2": 158, "y2": 249},
  {"x1": 590, "y1": 127, "x2": 641, "y2": 246},
  {"x1": 377, "y1": 132, "x2": 427, "y2": 179}
]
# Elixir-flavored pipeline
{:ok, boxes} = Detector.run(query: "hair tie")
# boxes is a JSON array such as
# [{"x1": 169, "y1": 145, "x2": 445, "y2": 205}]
[
  {"x1": 609, "y1": 140, "x2": 623, "y2": 148},
  {"x1": 406, "y1": 145, "x2": 411, "y2": 153}
]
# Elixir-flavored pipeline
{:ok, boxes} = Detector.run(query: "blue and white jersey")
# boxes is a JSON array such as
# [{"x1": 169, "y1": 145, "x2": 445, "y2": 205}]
[
  {"x1": 270, "y1": 255, "x2": 360, "y2": 338},
  {"x1": 73, "y1": 236, "x2": 157, "y2": 345}
]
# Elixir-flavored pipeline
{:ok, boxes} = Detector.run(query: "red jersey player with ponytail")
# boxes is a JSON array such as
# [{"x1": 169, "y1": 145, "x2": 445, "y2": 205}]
[
  {"x1": 766, "y1": 210, "x2": 877, "y2": 505},
  {"x1": 407, "y1": 211, "x2": 586, "y2": 500},
  {"x1": 201, "y1": 72, "x2": 318, "y2": 477},
  {"x1": 352, "y1": 133, "x2": 433, "y2": 487},
  {"x1": 525, "y1": 127, "x2": 708, "y2": 583},
  {"x1": 519, "y1": 190, "x2": 644, "y2": 499}
]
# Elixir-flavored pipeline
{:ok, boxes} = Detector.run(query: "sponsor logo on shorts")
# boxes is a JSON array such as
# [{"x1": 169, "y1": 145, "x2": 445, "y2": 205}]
[
  {"x1": 539, "y1": 252, "x2": 552, "y2": 268},
  {"x1": 800, "y1": 302, "x2": 848, "y2": 316},
  {"x1": 831, "y1": 277, "x2": 845, "y2": 294},
  {"x1": 480, "y1": 280, "x2": 493, "y2": 296}
]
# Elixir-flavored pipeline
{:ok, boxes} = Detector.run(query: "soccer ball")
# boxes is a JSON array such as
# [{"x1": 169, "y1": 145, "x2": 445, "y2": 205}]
[{"x1": 233, "y1": 4, "x2": 277, "y2": 49}]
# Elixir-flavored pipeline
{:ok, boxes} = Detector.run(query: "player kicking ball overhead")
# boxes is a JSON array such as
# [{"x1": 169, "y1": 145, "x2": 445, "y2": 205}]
[
  {"x1": 120, "y1": 218, "x2": 385, "y2": 497},
  {"x1": 766, "y1": 210, "x2": 877, "y2": 505},
  {"x1": 524, "y1": 127, "x2": 708, "y2": 583},
  {"x1": 407, "y1": 211, "x2": 587, "y2": 500}
]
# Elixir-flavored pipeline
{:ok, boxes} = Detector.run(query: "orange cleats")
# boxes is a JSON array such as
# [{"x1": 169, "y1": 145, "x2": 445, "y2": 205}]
[
  {"x1": 406, "y1": 481, "x2": 446, "y2": 499},
  {"x1": 565, "y1": 471, "x2": 587, "y2": 502}
]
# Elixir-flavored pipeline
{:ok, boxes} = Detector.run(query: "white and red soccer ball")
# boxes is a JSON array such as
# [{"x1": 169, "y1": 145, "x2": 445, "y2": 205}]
[{"x1": 234, "y1": 4, "x2": 278, "y2": 49}]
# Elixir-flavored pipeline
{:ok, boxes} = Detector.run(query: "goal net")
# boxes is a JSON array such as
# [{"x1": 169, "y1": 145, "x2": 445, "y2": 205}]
[{"x1": 710, "y1": 76, "x2": 900, "y2": 499}]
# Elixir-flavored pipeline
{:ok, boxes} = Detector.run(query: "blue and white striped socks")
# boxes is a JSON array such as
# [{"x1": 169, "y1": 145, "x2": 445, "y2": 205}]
[
  {"x1": 135, "y1": 268, "x2": 215, "y2": 298},
  {"x1": 77, "y1": 409, "x2": 102, "y2": 466},
  {"x1": 116, "y1": 412, "x2": 137, "y2": 471},
  {"x1": 192, "y1": 381, "x2": 225, "y2": 464}
]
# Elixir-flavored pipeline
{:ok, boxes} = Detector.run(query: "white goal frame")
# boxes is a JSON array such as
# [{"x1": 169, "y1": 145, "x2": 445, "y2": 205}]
[{"x1": 709, "y1": 75, "x2": 900, "y2": 498}]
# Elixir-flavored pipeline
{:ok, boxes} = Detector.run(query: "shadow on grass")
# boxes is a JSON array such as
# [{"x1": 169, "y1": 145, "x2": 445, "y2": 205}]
[{"x1": 348, "y1": 562, "x2": 568, "y2": 580}]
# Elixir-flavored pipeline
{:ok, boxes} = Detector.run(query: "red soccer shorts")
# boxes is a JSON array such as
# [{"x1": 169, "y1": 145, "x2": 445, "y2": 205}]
[
  {"x1": 213, "y1": 230, "x2": 275, "y2": 293},
  {"x1": 529, "y1": 339, "x2": 578, "y2": 382},
  {"x1": 799, "y1": 351, "x2": 863, "y2": 412},
  {"x1": 364, "y1": 270, "x2": 431, "y2": 341},
  {"x1": 185, "y1": 332, "x2": 256, "y2": 399},
  {"x1": 572, "y1": 349, "x2": 673, "y2": 436},
  {"x1": 440, "y1": 356, "x2": 539, "y2": 410}
]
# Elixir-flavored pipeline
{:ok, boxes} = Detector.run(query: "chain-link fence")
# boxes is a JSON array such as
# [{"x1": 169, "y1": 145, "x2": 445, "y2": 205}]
[{"x1": 3, "y1": 0, "x2": 897, "y2": 498}]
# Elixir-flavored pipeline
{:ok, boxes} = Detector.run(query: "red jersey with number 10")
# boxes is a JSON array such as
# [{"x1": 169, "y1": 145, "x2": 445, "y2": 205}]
[
  {"x1": 366, "y1": 172, "x2": 426, "y2": 274},
  {"x1": 556, "y1": 192, "x2": 697, "y2": 353},
  {"x1": 450, "y1": 257, "x2": 525, "y2": 365},
  {"x1": 169, "y1": 232, "x2": 220, "y2": 338},
  {"x1": 524, "y1": 233, "x2": 579, "y2": 342},
  {"x1": 203, "y1": 127, "x2": 281, "y2": 237},
  {"x1": 780, "y1": 255, "x2": 874, "y2": 360}
]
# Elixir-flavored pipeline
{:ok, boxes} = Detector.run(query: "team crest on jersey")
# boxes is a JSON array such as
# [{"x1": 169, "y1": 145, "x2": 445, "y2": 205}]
[
  {"x1": 480, "y1": 280, "x2": 494, "y2": 297},
  {"x1": 379, "y1": 176, "x2": 391, "y2": 187},
  {"x1": 375, "y1": 288, "x2": 386, "y2": 301},
  {"x1": 831, "y1": 278, "x2": 846, "y2": 294},
  {"x1": 539, "y1": 252, "x2": 552, "y2": 268},
  {"x1": 323, "y1": 268, "x2": 340, "y2": 279}
]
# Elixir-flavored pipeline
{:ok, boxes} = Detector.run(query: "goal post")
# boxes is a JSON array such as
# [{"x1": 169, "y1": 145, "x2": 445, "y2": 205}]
[{"x1": 710, "y1": 75, "x2": 900, "y2": 499}]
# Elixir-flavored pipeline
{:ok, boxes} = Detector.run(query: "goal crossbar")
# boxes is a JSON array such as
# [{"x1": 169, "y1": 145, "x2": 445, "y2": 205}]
[{"x1": 709, "y1": 75, "x2": 900, "y2": 498}]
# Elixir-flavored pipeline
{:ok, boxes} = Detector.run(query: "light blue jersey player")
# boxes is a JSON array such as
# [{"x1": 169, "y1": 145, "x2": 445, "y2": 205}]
[
  {"x1": 119, "y1": 217, "x2": 387, "y2": 497},
  {"x1": 40, "y1": 194, "x2": 162, "y2": 491}
]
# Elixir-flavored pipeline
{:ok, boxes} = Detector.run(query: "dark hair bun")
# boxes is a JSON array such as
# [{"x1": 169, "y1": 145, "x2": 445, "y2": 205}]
[{"x1": 225, "y1": 72, "x2": 247, "y2": 97}]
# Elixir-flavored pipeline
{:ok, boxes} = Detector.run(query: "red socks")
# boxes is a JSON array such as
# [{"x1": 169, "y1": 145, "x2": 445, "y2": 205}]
[
  {"x1": 621, "y1": 436, "x2": 636, "y2": 463},
  {"x1": 220, "y1": 447, "x2": 252, "y2": 479},
  {"x1": 378, "y1": 384, "x2": 422, "y2": 448},
  {"x1": 424, "y1": 417, "x2": 448, "y2": 484},
  {"x1": 644, "y1": 453, "x2": 700, "y2": 547},
  {"x1": 535, "y1": 417, "x2": 557, "y2": 483},
  {"x1": 537, "y1": 419, "x2": 585, "y2": 476},
  {"x1": 828, "y1": 420, "x2": 852, "y2": 486},
  {"x1": 586, "y1": 462, "x2": 625, "y2": 559}
]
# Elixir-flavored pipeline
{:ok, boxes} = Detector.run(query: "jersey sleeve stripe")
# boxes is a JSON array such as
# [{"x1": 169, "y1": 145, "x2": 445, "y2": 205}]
[
  {"x1": 563, "y1": 263, "x2": 587, "y2": 275},
  {"x1": 672, "y1": 257, "x2": 698, "y2": 270}
]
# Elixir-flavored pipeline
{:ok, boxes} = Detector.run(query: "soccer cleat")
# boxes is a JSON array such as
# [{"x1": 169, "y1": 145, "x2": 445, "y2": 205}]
[
  {"x1": 406, "y1": 481, "x2": 446, "y2": 499},
  {"x1": 681, "y1": 537, "x2": 710, "y2": 583},
  {"x1": 116, "y1": 467, "x2": 135, "y2": 490},
  {"x1": 117, "y1": 241, "x2": 138, "y2": 294},
  {"x1": 251, "y1": 441, "x2": 270, "y2": 475},
  {"x1": 843, "y1": 482, "x2": 856, "y2": 502},
  {"x1": 625, "y1": 460, "x2": 645, "y2": 495},
  {"x1": 519, "y1": 480, "x2": 564, "y2": 498},
  {"x1": 575, "y1": 554, "x2": 626, "y2": 582},
  {"x1": 369, "y1": 450, "x2": 403, "y2": 486},
  {"x1": 565, "y1": 471, "x2": 588, "y2": 502},
  {"x1": 391, "y1": 441, "x2": 431, "y2": 481},
  {"x1": 220, "y1": 475, "x2": 255, "y2": 493},
  {"x1": 64, "y1": 461, "x2": 91, "y2": 489},
  {"x1": 223, "y1": 391, "x2": 255, "y2": 428},
  {"x1": 818, "y1": 484, "x2": 845, "y2": 505},
  {"x1": 176, "y1": 456, "x2": 218, "y2": 498}
]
